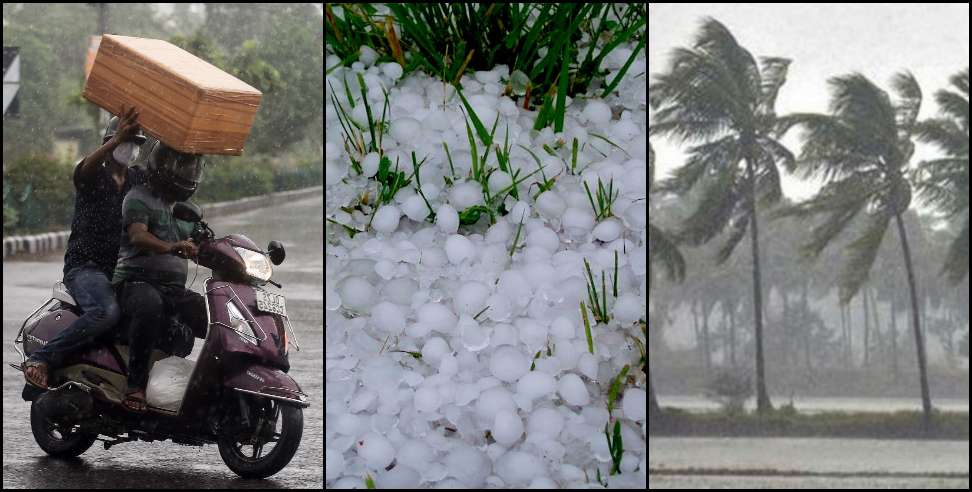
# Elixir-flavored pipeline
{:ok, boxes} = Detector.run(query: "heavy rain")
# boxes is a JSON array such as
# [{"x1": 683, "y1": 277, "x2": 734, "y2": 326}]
[
  {"x1": 649, "y1": 4, "x2": 969, "y2": 490},
  {"x1": 3, "y1": 3, "x2": 323, "y2": 488}
]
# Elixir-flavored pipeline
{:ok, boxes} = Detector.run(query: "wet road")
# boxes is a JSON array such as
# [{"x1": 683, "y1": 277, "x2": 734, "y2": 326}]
[{"x1": 2, "y1": 192, "x2": 324, "y2": 488}]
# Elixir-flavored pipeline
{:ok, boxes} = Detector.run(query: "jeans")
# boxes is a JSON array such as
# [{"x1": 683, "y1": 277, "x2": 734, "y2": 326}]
[
  {"x1": 119, "y1": 281, "x2": 207, "y2": 389},
  {"x1": 29, "y1": 263, "x2": 121, "y2": 368}
]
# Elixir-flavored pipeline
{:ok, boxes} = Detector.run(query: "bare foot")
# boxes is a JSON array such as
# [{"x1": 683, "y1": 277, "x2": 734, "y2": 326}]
[
  {"x1": 123, "y1": 388, "x2": 147, "y2": 413},
  {"x1": 24, "y1": 360, "x2": 48, "y2": 388}
]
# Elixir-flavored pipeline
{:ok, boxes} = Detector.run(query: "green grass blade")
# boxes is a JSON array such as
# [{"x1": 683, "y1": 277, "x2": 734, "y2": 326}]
[
  {"x1": 571, "y1": 137, "x2": 579, "y2": 174},
  {"x1": 553, "y1": 43, "x2": 571, "y2": 133},
  {"x1": 443, "y1": 141, "x2": 456, "y2": 178},
  {"x1": 607, "y1": 364, "x2": 630, "y2": 414},
  {"x1": 613, "y1": 250, "x2": 619, "y2": 297},
  {"x1": 533, "y1": 93, "x2": 553, "y2": 131},
  {"x1": 456, "y1": 85, "x2": 492, "y2": 146},
  {"x1": 461, "y1": 108, "x2": 479, "y2": 180},
  {"x1": 581, "y1": 301, "x2": 594, "y2": 354},
  {"x1": 600, "y1": 40, "x2": 644, "y2": 98},
  {"x1": 356, "y1": 73, "x2": 377, "y2": 152}
]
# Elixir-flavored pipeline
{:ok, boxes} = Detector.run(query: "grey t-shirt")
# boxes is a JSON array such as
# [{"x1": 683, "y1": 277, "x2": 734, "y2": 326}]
[{"x1": 113, "y1": 184, "x2": 194, "y2": 287}]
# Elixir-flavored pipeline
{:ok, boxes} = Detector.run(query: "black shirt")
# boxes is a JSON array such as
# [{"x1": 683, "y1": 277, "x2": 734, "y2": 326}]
[{"x1": 63, "y1": 158, "x2": 147, "y2": 278}]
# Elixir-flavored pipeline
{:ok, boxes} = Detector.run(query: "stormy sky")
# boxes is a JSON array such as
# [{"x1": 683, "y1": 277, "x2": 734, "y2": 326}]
[{"x1": 649, "y1": 3, "x2": 971, "y2": 201}]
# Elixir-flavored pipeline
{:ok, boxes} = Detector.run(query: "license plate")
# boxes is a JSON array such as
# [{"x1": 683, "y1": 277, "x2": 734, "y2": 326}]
[{"x1": 256, "y1": 290, "x2": 287, "y2": 317}]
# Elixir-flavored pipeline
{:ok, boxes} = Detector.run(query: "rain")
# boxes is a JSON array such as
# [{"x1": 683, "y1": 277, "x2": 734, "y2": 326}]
[
  {"x1": 3, "y1": 3, "x2": 323, "y2": 488},
  {"x1": 649, "y1": 4, "x2": 969, "y2": 490}
]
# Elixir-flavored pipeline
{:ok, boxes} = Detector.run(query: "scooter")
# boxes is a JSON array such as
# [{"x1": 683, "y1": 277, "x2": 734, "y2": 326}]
[{"x1": 9, "y1": 202, "x2": 309, "y2": 479}]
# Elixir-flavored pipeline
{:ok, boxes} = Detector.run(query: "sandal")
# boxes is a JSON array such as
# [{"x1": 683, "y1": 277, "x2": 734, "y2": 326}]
[
  {"x1": 24, "y1": 359, "x2": 49, "y2": 389},
  {"x1": 123, "y1": 388, "x2": 148, "y2": 413}
]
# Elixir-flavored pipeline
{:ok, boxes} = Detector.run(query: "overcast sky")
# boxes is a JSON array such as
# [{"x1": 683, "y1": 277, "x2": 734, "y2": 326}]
[{"x1": 649, "y1": 3, "x2": 970, "y2": 201}]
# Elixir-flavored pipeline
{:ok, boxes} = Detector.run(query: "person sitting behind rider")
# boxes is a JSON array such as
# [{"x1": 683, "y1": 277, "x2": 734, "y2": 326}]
[
  {"x1": 24, "y1": 107, "x2": 146, "y2": 389},
  {"x1": 113, "y1": 141, "x2": 207, "y2": 412}
]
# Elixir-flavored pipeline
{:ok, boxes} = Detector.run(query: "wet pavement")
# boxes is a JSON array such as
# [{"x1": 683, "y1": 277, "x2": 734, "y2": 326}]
[{"x1": 2, "y1": 192, "x2": 323, "y2": 488}]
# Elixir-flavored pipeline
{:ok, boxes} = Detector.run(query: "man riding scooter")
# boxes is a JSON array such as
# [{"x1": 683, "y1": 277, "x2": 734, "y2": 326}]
[
  {"x1": 112, "y1": 140, "x2": 206, "y2": 412},
  {"x1": 24, "y1": 107, "x2": 146, "y2": 390}
]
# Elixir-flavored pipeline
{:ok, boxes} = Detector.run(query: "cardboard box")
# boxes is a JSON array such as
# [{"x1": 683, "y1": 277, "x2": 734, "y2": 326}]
[{"x1": 83, "y1": 34, "x2": 262, "y2": 155}]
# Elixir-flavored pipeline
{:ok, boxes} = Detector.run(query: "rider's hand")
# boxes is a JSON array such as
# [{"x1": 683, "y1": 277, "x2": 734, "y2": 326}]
[
  {"x1": 110, "y1": 106, "x2": 141, "y2": 145},
  {"x1": 169, "y1": 240, "x2": 198, "y2": 259}
]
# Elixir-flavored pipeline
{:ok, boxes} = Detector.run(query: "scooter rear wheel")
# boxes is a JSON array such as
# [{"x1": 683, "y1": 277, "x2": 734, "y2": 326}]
[
  {"x1": 217, "y1": 402, "x2": 303, "y2": 479},
  {"x1": 30, "y1": 395, "x2": 97, "y2": 458}
]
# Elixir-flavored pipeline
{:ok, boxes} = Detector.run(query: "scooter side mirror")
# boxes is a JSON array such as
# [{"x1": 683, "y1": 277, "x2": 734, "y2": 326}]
[
  {"x1": 173, "y1": 202, "x2": 203, "y2": 223},
  {"x1": 267, "y1": 240, "x2": 286, "y2": 265}
]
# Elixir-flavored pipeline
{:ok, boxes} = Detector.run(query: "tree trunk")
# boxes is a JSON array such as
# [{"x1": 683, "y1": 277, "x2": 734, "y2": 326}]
[
  {"x1": 702, "y1": 301, "x2": 712, "y2": 375},
  {"x1": 729, "y1": 304, "x2": 738, "y2": 367},
  {"x1": 746, "y1": 155, "x2": 772, "y2": 414},
  {"x1": 649, "y1": 373, "x2": 661, "y2": 415},
  {"x1": 863, "y1": 287, "x2": 871, "y2": 368},
  {"x1": 895, "y1": 213, "x2": 933, "y2": 430},
  {"x1": 890, "y1": 296, "x2": 900, "y2": 381},
  {"x1": 870, "y1": 288, "x2": 884, "y2": 366},
  {"x1": 840, "y1": 302, "x2": 850, "y2": 368}
]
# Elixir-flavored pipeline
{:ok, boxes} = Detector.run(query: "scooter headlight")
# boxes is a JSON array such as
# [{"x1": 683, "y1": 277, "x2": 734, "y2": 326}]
[{"x1": 234, "y1": 247, "x2": 272, "y2": 283}]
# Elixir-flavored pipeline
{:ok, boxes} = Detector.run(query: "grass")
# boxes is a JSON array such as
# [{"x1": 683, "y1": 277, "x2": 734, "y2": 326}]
[
  {"x1": 452, "y1": 105, "x2": 546, "y2": 229},
  {"x1": 327, "y1": 3, "x2": 646, "y2": 130},
  {"x1": 607, "y1": 364, "x2": 630, "y2": 414},
  {"x1": 553, "y1": 42, "x2": 570, "y2": 133},
  {"x1": 327, "y1": 82, "x2": 365, "y2": 172},
  {"x1": 374, "y1": 155, "x2": 410, "y2": 206},
  {"x1": 600, "y1": 37, "x2": 645, "y2": 98},
  {"x1": 571, "y1": 137, "x2": 579, "y2": 174},
  {"x1": 613, "y1": 250, "x2": 619, "y2": 297},
  {"x1": 442, "y1": 141, "x2": 456, "y2": 181},
  {"x1": 472, "y1": 304, "x2": 490, "y2": 321},
  {"x1": 588, "y1": 132, "x2": 630, "y2": 158},
  {"x1": 583, "y1": 258, "x2": 611, "y2": 324},
  {"x1": 584, "y1": 177, "x2": 618, "y2": 221},
  {"x1": 604, "y1": 419, "x2": 624, "y2": 475},
  {"x1": 650, "y1": 408, "x2": 971, "y2": 441},
  {"x1": 456, "y1": 85, "x2": 492, "y2": 147},
  {"x1": 356, "y1": 73, "x2": 377, "y2": 152},
  {"x1": 410, "y1": 151, "x2": 436, "y2": 222},
  {"x1": 517, "y1": 144, "x2": 558, "y2": 200},
  {"x1": 327, "y1": 74, "x2": 393, "y2": 175},
  {"x1": 581, "y1": 301, "x2": 594, "y2": 354},
  {"x1": 509, "y1": 216, "x2": 525, "y2": 257}
]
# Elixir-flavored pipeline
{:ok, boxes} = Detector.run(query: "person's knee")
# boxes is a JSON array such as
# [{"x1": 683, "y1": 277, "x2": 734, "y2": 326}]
[
  {"x1": 102, "y1": 302, "x2": 122, "y2": 329},
  {"x1": 127, "y1": 287, "x2": 164, "y2": 318},
  {"x1": 86, "y1": 301, "x2": 122, "y2": 333}
]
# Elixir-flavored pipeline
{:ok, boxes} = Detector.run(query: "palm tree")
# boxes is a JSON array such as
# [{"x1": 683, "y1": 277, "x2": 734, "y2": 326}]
[
  {"x1": 778, "y1": 72, "x2": 934, "y2": 428},
  {"x1": 649, "y1": 18, "x2": 795, "y2": 414},
  {"x1": 916, "y1": 68, "x2": 969, "y2": 284},
  {"x1": 648, "y1": 140, "x2": 684, "y2": 416}
]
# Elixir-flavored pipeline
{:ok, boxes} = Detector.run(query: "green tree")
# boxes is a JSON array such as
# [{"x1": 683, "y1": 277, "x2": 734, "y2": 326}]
[
  {"x1": 916, "y1": 68, "x2": 969, "y2": 284},
  {"x1": 778, "y1": 72, "x2": 934, "y2": 428},
  {"x1": 648, "y1": 140, "x2": 684, "y2": 417},
  {"x1": 649, "y1": 19, "x2": 796, "y2": 414}
]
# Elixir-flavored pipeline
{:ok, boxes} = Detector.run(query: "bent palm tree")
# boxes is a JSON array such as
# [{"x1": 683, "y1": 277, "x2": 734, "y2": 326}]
[
  {"x1": 916, "y1": 68, "x2": 969, "y2": 284},
  {"x1": 648, "y1": 141, "x2": 684, "y2": 416},
  {"x1": 778, "y1": 72, "x2": 934, "y2": 428},
  {"x1": 650, "y1": 18, "x2": 795, "y2": 414}
]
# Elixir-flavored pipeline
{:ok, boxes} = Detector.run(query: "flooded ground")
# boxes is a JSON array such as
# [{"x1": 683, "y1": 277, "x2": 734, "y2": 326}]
[
  {"x1": 649, "y1": 437, "x2": 970, "y2": 489},
  {"x1": 657, "y1": 395, "x2": 970, "y2": 414},
  {"x1": 649, "y1": 475, "x2": 970, "y2": 488},
  {"x1": 2, "y1": 192, "x2": 323, "y2": 488}
]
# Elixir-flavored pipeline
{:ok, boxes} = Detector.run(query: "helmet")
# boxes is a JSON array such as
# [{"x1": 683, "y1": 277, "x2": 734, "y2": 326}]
[
  {"x1": 146, "y1": 141, "x2": 204, "y2": 202},
  {"x1": 103, "y1": 115, "x2": 147, "y2": 145}
]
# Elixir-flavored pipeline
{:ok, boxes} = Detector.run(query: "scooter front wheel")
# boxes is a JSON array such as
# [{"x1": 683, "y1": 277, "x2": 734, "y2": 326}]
[
  {"x1": 217, "y1": 402, "x2": 304, "y2": 479},
  {"x1": 30, "y1": 395, "x2": 97, "y2": 458}
]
